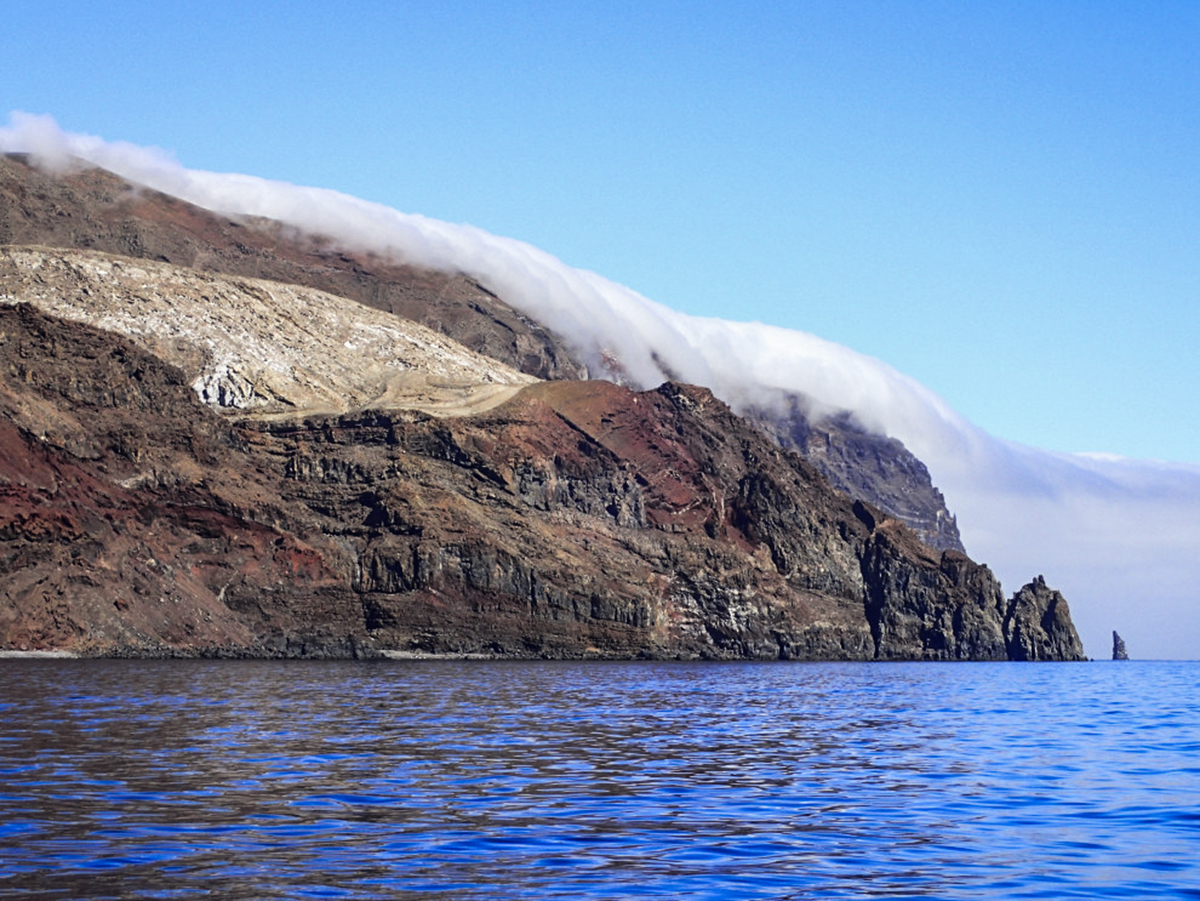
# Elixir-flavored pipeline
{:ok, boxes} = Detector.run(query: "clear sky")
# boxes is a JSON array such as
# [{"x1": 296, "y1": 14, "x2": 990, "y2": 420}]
[{"x1": 3, "y1": 0, "x2": 1198, "y2": 463}]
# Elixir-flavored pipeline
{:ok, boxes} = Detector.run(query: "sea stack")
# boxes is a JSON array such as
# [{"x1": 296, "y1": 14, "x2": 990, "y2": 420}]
[{"x1": 1112, "y1": 631, "x2": 1129, "y2": 660}]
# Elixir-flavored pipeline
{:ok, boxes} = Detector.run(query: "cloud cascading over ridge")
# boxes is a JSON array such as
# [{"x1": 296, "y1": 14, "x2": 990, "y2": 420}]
[{"x1": 4, "y1": 112, "x2": 1198, "y2": 659}]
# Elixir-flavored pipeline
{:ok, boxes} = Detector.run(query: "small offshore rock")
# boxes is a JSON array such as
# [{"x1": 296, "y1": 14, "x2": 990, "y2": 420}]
[
  {"x1": 1112, "y1": 630, "x2": 1129, "y2": 661},
  {"x1": 1004, "y1": 575, "x2": 1086, "y2": 661}
]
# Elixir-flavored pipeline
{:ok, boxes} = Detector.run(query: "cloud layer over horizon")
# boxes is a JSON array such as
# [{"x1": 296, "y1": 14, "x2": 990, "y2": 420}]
[{"x1": 4, "y1": 112, "x2": 1198, "y2": 658}]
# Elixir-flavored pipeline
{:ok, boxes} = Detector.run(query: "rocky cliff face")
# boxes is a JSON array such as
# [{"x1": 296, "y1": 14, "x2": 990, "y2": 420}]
[
  {"x1": 1004, "y1": 576, "x2": 1087, "y2": 661},
  {"x1": 743, "y1": 398, "x2": 965, "y2": 553},
  {"x1": 0, "y1": 299, "x2": 1084, "y2": 659},
  {"x1": 0, "y1": 155, "x2": 1085, "y2": 659},
  {"x1": 1, "y1": 154, "x2": 967, "y2": 552}
]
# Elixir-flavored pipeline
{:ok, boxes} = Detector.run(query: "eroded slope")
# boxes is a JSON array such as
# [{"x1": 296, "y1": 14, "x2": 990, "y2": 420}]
[
  {"x1": 0, "y1": 154, "x2": 585, "y2": 381},
  {"x1": 1, "y1": 154, "x2": 965, "y2": 551},
  {"x1": 0, "y1": 246, "x2": 535, "y2": 418}
]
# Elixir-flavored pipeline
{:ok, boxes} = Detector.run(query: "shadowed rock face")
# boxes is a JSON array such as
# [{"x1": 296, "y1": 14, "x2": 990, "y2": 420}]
[
  {"x1": 0, "y1": 304, "x2": 1083, "y2": 659},
  {"x1": 744, "y1": 400, "x2": 966, "y2": 553},
  {"x1": 1, "y1": 153, "x2": 966, "y2": 552},
  {"x1": 1112, "y1": 631, "x2": 1129, "y2": 661}
]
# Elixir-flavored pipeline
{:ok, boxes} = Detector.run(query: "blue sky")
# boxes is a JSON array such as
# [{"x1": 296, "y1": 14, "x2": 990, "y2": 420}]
[{"x1": 4, "y1": 0, "x2": 1199, "y2": 462}]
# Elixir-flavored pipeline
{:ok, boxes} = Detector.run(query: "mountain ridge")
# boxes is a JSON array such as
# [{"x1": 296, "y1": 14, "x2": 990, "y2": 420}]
[
  {"x1": 0, "y1": 153, "x2": 964, "y2": 552},
  {"x1": 0, "y1": 156, "x2": 1083, "y2": 660},
  {"x1": 0, "y1": 245, "x2": 535, "y2": 418}
]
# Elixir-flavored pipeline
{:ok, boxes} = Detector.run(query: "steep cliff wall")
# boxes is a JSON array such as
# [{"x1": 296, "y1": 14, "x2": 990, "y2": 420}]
[
  {"x1": 0, "y1": 302, "x2": 1084, "y2": 659},
  {"x1": 744, "y1": 399, "x2": 965, "y2": 553}
]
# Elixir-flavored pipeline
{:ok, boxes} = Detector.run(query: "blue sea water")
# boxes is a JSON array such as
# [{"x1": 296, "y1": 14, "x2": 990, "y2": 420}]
[{"x1": 0, "y1": 659, "x2": 1197, "y2": 899}]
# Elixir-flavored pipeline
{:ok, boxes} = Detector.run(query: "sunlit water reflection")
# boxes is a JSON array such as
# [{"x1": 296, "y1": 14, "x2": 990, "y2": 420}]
[{"x1": 1, "y1": 660, "x2": 1198, "y2": 898}]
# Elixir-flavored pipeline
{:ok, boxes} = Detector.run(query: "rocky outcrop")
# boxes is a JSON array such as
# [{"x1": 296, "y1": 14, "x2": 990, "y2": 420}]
[
  {"x1": 1003, "y1": 576, "x2": 1086, "y2": 661},
  {"x1": 859, "y1": 521, "x2": 1008, "y2": 659},
  {"x1": 0, "y1": 302, "x2": 1082, "y2": 659},
  {"x1": 1112, "y1": 630, "x2": 1129, "y2": 661}
]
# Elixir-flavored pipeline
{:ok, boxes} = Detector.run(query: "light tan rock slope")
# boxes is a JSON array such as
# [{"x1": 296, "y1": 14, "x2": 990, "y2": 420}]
[{"x1": 0, "y1": 245, "x2": 536, "y2": 419}]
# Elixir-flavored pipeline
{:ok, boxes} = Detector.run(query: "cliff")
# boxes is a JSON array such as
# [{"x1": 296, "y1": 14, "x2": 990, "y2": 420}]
[
  {"x1": 0, "y1": 153, "x2": 966, "y2": 553},
  {"x1": 0, "y1": 281, "x2": 1083, "y2": 659},
  {"x1": 743, "y1": 399, "x2": 965, "y2": 553}
]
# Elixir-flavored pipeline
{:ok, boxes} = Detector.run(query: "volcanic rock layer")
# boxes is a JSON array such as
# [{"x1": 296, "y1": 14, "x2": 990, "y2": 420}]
[{"x1": 0, "y1": 296, "x2": 1082, "y2": 660}]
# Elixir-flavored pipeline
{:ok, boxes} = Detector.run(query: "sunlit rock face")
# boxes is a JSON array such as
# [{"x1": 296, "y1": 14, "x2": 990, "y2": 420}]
[
  {"x1": 0, "y1": 246, "x2": 536, "y2": 418},
  {"x1": 1004, "y1": 576, "x2": 1087, "y2": 662}
]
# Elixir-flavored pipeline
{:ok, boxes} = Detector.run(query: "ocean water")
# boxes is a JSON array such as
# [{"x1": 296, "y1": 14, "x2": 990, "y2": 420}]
[{"x1": 0, "y1": 660, "x2": 1197, "y2": 900}]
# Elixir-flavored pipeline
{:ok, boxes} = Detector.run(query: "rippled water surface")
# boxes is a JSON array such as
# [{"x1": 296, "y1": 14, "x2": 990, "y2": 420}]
[{"x1": 1, "y1": 660, "x2": 1198, "y2": 899}]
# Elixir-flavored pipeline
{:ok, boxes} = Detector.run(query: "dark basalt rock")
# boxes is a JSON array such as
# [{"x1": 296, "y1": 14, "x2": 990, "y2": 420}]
[
  {"x1": 1112, "y1": 630, "x2": 1129, "y2": 660},
  {"x1": 1003, "y1": 576, "x2": 1087, "y2": 661},
  {"x1": 743, "y1": 396, "x2": 966, "y2": 554}
]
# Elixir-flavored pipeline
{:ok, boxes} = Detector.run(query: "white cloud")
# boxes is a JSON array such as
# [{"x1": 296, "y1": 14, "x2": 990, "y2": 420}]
[{"x1": 5, "y1": 112, "x2": 1198, "y2": 658}]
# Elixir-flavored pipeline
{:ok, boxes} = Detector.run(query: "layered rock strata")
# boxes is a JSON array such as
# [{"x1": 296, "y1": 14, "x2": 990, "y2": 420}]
[{"x1": 0, "y1": 300, "x2": 1083, "y2": 659}]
